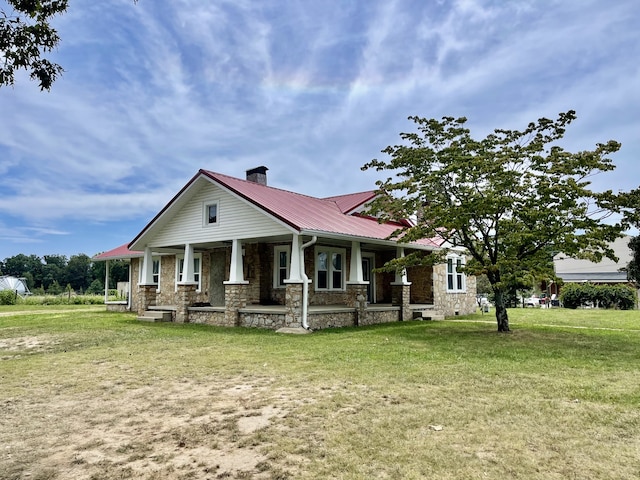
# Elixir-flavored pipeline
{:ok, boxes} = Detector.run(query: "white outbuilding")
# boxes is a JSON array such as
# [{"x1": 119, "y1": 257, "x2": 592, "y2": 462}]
[{"x1": 0, "y1": 275, "x2": 31, "y2": 297}]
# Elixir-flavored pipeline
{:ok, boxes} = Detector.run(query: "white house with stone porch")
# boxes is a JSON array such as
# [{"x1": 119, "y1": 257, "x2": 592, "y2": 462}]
[{"x1": 93, "y1": 166, "x2": 477, "y2": 329}]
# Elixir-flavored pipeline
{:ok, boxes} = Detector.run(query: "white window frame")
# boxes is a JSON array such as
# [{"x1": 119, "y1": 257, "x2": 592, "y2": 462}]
[
  {"x1": 273, "y1": 245, "x2": 290, "y2": 289},
  {"x1": 315, "y1": 247, "x2": 346, "y2": 291},
  {"x1": 175, "y1": 253, "x2": 202, "y2": 292},
  {"x1": 203, "y1": 200, "x2": 220, "y2": 227},
  {"x1": 446, "y1": 254, "x2": 466, "y2": 293}
]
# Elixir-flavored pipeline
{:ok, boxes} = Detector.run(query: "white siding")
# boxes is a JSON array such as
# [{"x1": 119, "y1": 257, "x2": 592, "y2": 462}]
[{"x1": 149, "y1": 181, "x2": 292, "y2": 246}]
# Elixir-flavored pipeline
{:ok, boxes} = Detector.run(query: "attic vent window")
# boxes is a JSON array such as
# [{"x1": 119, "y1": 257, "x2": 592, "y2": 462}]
[{"x1": 203, "y1": 201, "x2": 219, "y2": 226}]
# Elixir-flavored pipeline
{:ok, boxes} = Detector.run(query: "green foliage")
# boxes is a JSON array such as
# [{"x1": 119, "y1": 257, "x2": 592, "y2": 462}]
[
  {"x1": 627, "y1": 236, "x2": 640, "y2": 286},
  {"x1": 46, "y1": 280, "x2": 63, "y2": 295},
  {"x1": 363, "y1": 110, "x2": 632, "y2": 331},
  {"x1": 19, "y1": 294, "x2": 106, "y2": 305},
  {"x1": 86, "y1": 278, "x2": 104, "y2": 295},
  {"x1": 0, "y1": 289, "x2": 18, "y2": 305},
  {"x1": 1, "y1": 252, "x2": 128, "y2": 295},
  {"x1": 0, "y1": 0, "x2": 69, "y2": 90},
  {"x1": 560, "y1": 283, "x2": 636, "y2": 310}
]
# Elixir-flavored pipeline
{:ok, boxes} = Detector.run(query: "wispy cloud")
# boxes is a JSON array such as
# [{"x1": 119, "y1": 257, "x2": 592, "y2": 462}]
[{"x1": 0, "y1": 0, "x2": 638, "y2": 258}]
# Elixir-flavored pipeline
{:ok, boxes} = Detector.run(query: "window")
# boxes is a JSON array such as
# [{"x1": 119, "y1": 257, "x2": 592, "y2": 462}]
[
  {"x1": 152, "y1": 258, "x2": 161, "y2": 291},
  {"x1": 447, "y1": 255, "x2": 466, "y2": 292},
  {"x1": 176, "y1": 254, "x2": 202, "y2": 291},
  {"x1": 273, "y1": 246, "x2": 290, "y2": 288},
  {"x1": 315, "y1": 247, "x2": 345, "y2": 291},
  {"x1": 203, "y1": 201, "x2": 219, "y2": 226}
]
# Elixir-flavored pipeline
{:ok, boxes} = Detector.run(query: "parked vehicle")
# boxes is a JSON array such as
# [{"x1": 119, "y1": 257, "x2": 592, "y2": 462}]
[{"x1": 524, "y1": 296, "x2": 541, "y2": 307}]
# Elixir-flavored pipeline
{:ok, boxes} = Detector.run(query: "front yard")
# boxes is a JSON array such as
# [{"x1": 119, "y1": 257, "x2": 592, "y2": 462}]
[{"x1": 1, "y1": 306, "x2": 639, "y2": 479}]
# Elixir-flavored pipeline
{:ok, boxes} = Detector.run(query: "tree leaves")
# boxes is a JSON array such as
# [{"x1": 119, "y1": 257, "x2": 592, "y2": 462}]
[
  {"x1": 0, "y1": 0, "x2": 68, "y2": 90},
  {"x1": 363, "y1": 111, "x2": 631, "y2": 331}
]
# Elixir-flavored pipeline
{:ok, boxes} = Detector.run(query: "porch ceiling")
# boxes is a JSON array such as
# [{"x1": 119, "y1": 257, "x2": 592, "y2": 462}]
[{"x1": 147, "y1": 235, "x2": 417, "y2": 254}]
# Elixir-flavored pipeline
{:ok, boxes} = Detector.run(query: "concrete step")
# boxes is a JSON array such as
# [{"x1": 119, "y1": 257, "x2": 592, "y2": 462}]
[
  {"x1": 137, "y1": 310, "x2": 172, "y2": 322},
  {"x1": 413, "y1": 311, "x2": 445, "y2": 321}
]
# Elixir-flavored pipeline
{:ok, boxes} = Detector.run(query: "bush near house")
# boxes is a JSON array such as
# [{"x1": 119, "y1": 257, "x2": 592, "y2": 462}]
[{"x1": 560, "y1": 283, "x2": 636, "y2": 310}]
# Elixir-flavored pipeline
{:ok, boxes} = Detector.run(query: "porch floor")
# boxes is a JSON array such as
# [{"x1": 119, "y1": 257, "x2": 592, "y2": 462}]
[{"x1": 150, "y1": 303, "x2": 438, "y2": 314}]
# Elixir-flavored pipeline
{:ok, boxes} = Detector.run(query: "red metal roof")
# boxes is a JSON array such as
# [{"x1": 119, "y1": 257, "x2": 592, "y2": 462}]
[
  {"x1": 202, "y1": 171, "x2": 443, "y2": 247},
  {"x1": 92, "y1": 243, "x2": 143, "y2": 261},
  {"x1": 323, "y1": 191, "x2": 377, "y2": 214}
]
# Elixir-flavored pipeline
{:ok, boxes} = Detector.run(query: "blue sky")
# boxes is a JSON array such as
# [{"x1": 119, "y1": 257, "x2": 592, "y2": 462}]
[{"x1": 1, "y1": 0, "x2": 638, "y2": 261}]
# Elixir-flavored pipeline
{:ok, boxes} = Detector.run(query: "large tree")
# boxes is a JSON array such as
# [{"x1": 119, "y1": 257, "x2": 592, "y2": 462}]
[
  {"x1": 628, "y1": 236, "x2": 640, "y2": 286},
  {"x1": 0, "y1": 0, "x2": 69, "y2": 90},
  {"x1": 363, "y1": 110, "x2": 630, "y2": 332}
]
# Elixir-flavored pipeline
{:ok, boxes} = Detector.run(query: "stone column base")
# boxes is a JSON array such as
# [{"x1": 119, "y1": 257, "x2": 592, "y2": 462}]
[
  {"x1": 176, "y1": 283, "x2": 198, "y2": 323},
  {"x1": 346, "y1": 283, "x2": 368, "y2": 326},
  {"x1": 224, "y1": 282, "x2": 248, "y2": 326},
  {"x1": 391, "y1": 282, "x2": 412, "y2": 321},
  {"x1": 284, "y1": 282, "x2": 304, "y2": 327},
  {"x1": 138, "y1": 284, "x2": 157, "y2": 316}
]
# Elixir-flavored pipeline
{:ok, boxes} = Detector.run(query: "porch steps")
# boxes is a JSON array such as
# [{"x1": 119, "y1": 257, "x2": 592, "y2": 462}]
[
  {"x1": 412, "y1": 310, "x2": 445, "y2": 321},
  {"x1": 137, "y1": 310, "x2": 172, "y2": 322}
]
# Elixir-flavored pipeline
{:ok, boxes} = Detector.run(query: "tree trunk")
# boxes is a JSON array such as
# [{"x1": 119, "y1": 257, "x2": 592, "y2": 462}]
[{"x1": 493, "y1": 288, "x2": 511, "y2": 332}]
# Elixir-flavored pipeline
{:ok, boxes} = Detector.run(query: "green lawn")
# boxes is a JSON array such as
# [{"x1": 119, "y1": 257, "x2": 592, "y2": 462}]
[{"x1": 1, "y1": 306, "x2": 639, "y2": 479}]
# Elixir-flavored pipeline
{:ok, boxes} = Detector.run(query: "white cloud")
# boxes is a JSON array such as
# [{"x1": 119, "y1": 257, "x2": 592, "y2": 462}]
[{"x1": 0, "y1": 0, "x2": 638, "y2": 258}]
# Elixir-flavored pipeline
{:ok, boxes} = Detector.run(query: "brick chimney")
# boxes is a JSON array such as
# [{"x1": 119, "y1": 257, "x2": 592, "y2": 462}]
[{"x1": 246, "y1": 166, "x2": 268, "y2": 186}]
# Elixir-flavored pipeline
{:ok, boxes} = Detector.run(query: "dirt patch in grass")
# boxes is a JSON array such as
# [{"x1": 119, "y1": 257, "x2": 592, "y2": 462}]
[
  {"x1": 0, "y1": 335, "x2": 60, "y2": 359},
  {"x1": 1, "y1": 376, "x2": 299, "y2": 480}
]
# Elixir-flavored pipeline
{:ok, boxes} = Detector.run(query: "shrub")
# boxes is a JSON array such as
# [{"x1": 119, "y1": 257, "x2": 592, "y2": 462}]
[
  {"x1": 19, "y1": 294, "x2": 106, "y2": 306},
  {"x1": 0, "y1": 290, "x2": 18, "y2": 305},
  {"x1": 560, "y1": 283, "x2": 637, "y2": 310}
]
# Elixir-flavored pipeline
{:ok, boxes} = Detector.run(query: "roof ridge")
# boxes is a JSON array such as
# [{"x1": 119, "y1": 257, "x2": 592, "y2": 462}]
[
  {"x1": 322, "y1": 190, "x2": 376, "y2": 200},
  {"x1": 202, "y1": 169, "x2": 345, "y2": 205}
]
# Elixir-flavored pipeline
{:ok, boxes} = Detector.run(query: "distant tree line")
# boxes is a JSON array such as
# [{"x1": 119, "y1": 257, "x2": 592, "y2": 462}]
[{"x1": 0, "y1": 254, "x2": 129, "y2": 295}]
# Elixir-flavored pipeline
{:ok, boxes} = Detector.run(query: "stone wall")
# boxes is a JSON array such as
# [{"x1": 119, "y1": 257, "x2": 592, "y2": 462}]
[
  {"x1": 358, "y1": 308, "x2": 401, "y2": 326},
  {"x1": 239, "y1": 312, "x2": 289, "y2": 329},
  {"x1": 407, "y1": 263, "x2": 434, "y2": 304},
  {"x1": 307, "y1": 310, "x2": 356, "y2": 329},
  {"x1": 188, "y1": 308, "x2": 227, "y2": 326},
  {"x1": 432, "y1": 262, "x2": 477, "y2": 317}
]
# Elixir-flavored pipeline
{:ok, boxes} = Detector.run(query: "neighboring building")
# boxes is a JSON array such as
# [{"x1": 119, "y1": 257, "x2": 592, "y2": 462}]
[
  {"x1": 0, "y1": 275, "x2": 31, "y2": 297},
  {"x1": 553, "y1": 235, "x2": 639, "y2": 306},
  {"x1": 93, "y1": 167, "x2": 477, "y2": 330}
]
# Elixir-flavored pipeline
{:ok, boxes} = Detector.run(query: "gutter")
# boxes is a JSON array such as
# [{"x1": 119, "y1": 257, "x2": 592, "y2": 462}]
[{"x1": 300, "y1": 236, "x2": 317, "y2": 330}]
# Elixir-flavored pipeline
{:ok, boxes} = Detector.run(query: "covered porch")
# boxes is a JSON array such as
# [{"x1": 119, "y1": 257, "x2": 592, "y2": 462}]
[{"x1": 134, "y1": 232, "x2": 441, "y2": 330}]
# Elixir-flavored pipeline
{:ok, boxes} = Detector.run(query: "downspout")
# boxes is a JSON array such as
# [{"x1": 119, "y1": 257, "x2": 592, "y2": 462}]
[{"x1": 300, "y1": 236, "x2": 317, "y2": 330}]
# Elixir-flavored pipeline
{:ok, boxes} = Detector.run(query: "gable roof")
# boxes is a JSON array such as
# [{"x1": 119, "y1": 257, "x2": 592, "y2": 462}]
[
  {"x1": 323, "y1": 191, "x2": 377, "y2": 214},
  {"x1": 128, "y1": 169, "x2": 443, "y2": 250},
  {"x1": 201, "y1": 170, "x2": 441, "y2": 246}
]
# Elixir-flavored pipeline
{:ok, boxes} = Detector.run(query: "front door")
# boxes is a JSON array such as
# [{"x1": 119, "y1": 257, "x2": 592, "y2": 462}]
[
  {"x1": 362, "y1": 256, "x2": 375, "y2": 303},
  {"x1": 209, "y1": 250, "x2": 226, "y2": 306}
]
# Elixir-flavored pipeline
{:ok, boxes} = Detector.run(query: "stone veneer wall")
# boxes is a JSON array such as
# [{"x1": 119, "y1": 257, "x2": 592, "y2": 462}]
[
  {"x1": 188, "y1": 309, "x2": 227, "y2": 326},
  {"x1": 432, "y1": 262, "x2": 477, "y2": 317},
  {"x1": 407, "y1": 263, "x2": 434, "y2": 303},
  {"x1": 358, "y1": 308, "x2": 401, "y2": 326}
]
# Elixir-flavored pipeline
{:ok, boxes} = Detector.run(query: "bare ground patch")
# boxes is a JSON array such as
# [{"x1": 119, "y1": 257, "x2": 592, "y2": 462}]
[
  {"x1": 0, "y1": 335, "x2": 60, "y2": 359},
  {"x1": 1, "y1": 376, "x2": 302, "y2": 480}
]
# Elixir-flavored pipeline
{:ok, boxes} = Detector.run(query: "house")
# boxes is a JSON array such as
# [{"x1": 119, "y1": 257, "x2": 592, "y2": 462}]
[
  {"x1": 553, "y1": 235, "x2": 640, "y2": 306},
  {"x1": 93, "y1": 167, "x2": 477, "y2": 329}
]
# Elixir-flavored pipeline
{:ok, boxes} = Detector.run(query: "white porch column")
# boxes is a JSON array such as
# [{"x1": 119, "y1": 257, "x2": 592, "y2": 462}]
[
  {"x1": 228, "y1": 239, "x2": 244, "y2": 283},
  {"x1": 104, "y1": 260, "x2": 110, "y2": 303},
  {"x1": 395, "y1": 246, "x2": 409, "y2": 284},
  {"x1": 349, "y1": 241, "x2": 364, "y2": 283},
  {"x1": 182, "y1": 243, "x2": 195, "y2": 283},
  {"x1": 141, "y1": 246, "x2": 154, "y2": 285},
  {"x1": 288, "y1": 233, "x2": 303, "y2": 281}
]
